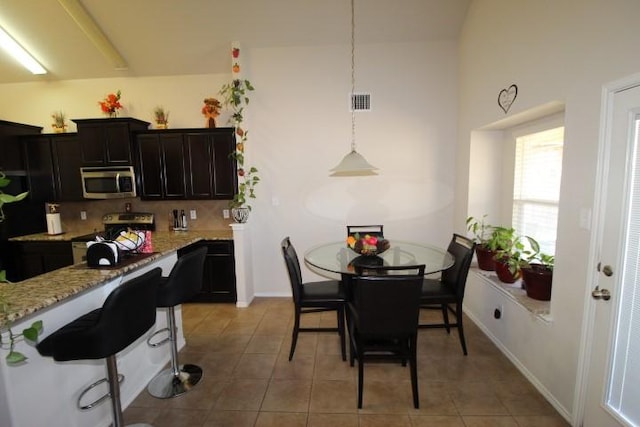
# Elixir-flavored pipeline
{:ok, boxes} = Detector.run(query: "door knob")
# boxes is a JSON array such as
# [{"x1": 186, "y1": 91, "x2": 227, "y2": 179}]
[{"x1": 592, "y1": 286, "x2": 611, "y2": 301}]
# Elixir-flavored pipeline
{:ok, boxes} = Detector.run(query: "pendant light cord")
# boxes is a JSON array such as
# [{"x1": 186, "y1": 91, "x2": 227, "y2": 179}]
[{"x1": 350, "y1": 0, "x2": 356, "y2": 153}]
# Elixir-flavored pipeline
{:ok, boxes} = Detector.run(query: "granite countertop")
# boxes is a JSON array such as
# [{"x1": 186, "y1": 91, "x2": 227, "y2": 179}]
[
  {"x1": 0, "y1": 230, "x2": 233, "y2": 328},
  {"x1": 9, "y1": 229, "x2": 234, "y2": 242}
]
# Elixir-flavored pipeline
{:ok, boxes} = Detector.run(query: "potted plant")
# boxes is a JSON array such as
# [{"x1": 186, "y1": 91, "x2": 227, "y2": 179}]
[
  {"x1": 492, "y1": 227, "x2": 530, "y2": 283},
  {"x1": 153, "y1": 106, "x2": 169, "y2": 129},
  {"x1": 219, "y1": 78, "x2": 259, "y2": 222},
  {"x1": 51, "y1": 111, "x2": 67, "y2": 133},
  {"x1": 520, "y1": 237, "x2": 554, "y2": 300},
  {"x1": 466, "y1": 215, "x2": 496, "y2": 270}
]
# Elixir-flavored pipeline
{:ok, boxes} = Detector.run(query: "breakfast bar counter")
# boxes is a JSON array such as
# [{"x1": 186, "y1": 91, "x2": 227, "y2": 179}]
[
  {"x1": 0, "y1": 229, "x2": 232, "y2": 427},
  {"x1": 2, "y1": 229, "x2": 232, "y2": 328}
]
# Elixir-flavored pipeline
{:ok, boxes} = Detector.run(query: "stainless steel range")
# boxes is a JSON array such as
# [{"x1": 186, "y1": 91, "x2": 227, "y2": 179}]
[{"x1": 71, "y1": 212, "x2": 155, "y2": 264}]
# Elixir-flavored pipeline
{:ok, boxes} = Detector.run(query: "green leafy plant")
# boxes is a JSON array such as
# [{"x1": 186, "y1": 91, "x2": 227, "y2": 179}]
[
  {"x1": 0, "y1": 171, "x2": 28, "y2": 223},
  {"x1": 219, "y1": 79, "x2": 259, "y2": 210},
  {"x1": 466, "y1": 215, "x2": 493, "y2": 246},
  {"x1": 486, "y1": 226, "x2": 516, "y2": 252},
  {"x1": 0, "y1": 282, "x2": 43, "y2": 365},
  {"x1": 520, "y1": 236, "x2": 555, "y2": 271}
]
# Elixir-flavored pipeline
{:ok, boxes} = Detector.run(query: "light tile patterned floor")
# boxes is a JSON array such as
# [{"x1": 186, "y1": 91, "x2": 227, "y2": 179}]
[{"x1": 124, "y1": 298, "x2": 570, "y2": 426}]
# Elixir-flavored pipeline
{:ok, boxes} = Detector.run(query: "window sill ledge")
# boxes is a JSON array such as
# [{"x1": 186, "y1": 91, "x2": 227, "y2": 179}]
[{"x1": 470, "y1": 266, "x2": 552, "y2": 323}]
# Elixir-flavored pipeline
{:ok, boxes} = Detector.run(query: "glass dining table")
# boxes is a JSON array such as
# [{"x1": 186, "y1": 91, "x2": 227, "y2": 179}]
[{"x1": 304, "y1": 240, "x2": 454, "y2": 278}]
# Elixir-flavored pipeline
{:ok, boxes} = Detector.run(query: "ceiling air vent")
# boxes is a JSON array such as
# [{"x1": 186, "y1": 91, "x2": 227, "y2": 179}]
[{"x1": 350, "y1": 93, "x2": 371, "y2": 111}]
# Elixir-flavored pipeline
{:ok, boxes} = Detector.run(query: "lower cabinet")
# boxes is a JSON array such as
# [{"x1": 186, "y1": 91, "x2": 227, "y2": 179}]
[
  {"x1": 179, "y1": 240, "x2": 236, "y2": 303},
  {"x1": 11, "y1": 241, "x2": 74, "y2": 281}
]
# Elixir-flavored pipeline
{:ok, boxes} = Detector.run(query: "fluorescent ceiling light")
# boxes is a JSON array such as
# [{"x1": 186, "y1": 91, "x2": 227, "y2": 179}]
[
  {"x1": 0, "y1": 26, "x2": 46, "y2": 75},
  {"x1": 57, "y1": 0, "x2": 128, "y2": 70}
]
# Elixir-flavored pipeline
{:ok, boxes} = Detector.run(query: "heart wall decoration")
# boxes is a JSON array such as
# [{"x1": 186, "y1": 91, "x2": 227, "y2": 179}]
[{"x1": 498, "y1": 84, "x2": 518, "y2": 114}]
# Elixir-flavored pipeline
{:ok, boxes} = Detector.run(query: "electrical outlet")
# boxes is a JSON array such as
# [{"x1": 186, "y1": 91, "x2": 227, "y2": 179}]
[
  {"x1": 190, "y1": 209, "x2": 197, "y2": 220},
  {"x1": 223, "y1": 209, "x2": 230, "y2": 219},
  {"x1": 80, "y1": 210, "x2": 87, "y2": 220}
]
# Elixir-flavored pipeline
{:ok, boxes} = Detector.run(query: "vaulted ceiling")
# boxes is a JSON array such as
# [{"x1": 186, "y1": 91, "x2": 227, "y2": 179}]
[{"x1": 0, "y1": 0, "x2": 469, "y2": 84}]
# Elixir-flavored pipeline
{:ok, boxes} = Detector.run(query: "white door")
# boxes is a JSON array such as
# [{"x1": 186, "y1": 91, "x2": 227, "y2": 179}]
[{"x1": 583, "y1": 82, "x2": 640, "y2": 426}]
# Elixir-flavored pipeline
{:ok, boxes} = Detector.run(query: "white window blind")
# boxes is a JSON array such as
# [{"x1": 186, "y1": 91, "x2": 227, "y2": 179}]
[
  {"x1": 512, "y1": 126, "x2": 564, "y2": 255},
  {"x1": 606, "y1": 118, "x2": 640, "y2": 425}
]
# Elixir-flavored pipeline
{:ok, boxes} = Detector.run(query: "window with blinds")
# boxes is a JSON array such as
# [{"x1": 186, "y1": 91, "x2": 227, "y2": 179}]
[{"x1": 512, "y1": 126, "x2": 564, "y2": 255}]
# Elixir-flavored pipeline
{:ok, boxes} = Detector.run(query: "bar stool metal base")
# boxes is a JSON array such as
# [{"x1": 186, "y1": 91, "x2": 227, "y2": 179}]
[{"x1": 147, "y1": 364, "x2": 203, "y2": 399}]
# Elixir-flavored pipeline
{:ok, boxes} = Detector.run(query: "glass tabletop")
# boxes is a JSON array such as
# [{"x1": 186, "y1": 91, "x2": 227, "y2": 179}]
[{"x1": 304, "y1": 240, "x2": 454, "y2": 276}]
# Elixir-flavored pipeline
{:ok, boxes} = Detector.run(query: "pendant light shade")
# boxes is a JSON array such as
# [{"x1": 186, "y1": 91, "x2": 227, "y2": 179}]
[
  {"x1": 330, "y1": 150, "x2": 378, "y2": 176},
  {"x1": 330, "y1": 0, "x2": 378, "y2": 177}
]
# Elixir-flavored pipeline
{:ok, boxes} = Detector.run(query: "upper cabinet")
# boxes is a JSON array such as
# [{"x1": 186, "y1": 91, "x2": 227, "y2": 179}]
[
  {"x1": 21, "y1": 133, "x2": 84, "y2": 202},
  {"x1": 135, "y1": 128, "x2": 237, "y2": 200},
  {"x1": 184, "y1": 129, "x2": 237, "y2": 199},
  {"x1": 136, "y1": 132, "x2": 187, "y2": 200},
  {"x1": 73, "y1": 118, "x2": 149, "y2": 166},
  {"x1": 0, "y1": 120, "x2": 42, "y2": 172}
]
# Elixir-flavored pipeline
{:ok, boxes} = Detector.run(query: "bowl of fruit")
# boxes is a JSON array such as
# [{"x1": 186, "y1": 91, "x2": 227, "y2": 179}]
[{"x1": 346, "y1": 233, "x2": 390, "y2": 256}]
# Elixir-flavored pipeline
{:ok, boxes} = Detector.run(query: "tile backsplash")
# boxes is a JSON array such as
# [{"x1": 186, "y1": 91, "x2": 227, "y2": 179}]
[{"x1": 59, "y1": 199, "x2": 233, "y2": 232}]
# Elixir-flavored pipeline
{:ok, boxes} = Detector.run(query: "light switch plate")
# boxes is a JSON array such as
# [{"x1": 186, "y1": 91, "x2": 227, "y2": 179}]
[
  {"x1": 190, "y1": 209, "x2": 197, "y2": 220},
  {"x1": 223, "y1": 209, "x2": 230, "y2": 219},
  {"x1": 80, "y1": 211, "x2": 87, "y2": 220}
]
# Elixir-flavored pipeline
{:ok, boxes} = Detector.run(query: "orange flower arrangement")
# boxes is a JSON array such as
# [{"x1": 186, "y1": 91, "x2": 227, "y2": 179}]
[
  {"x1": 202, "y1": 97, "x2": 221, "y2": 128},
  {"x1": 99, "y1": 90, "x2": 122, "y2": 117}
]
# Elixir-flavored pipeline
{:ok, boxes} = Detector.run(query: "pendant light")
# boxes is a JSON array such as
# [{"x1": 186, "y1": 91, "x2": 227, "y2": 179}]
[{"x1": 330, "y1": 0, "x2": 378, "y2": 177}]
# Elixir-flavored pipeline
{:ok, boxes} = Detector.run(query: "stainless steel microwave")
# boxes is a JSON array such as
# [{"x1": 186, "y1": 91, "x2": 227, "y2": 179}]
[{"x1": 80, "y1": 166, "x2": 136, "y2": 199}]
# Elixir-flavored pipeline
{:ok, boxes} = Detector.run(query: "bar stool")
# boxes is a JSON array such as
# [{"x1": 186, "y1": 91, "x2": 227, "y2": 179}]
[
  {"x1": 146, "y1": 246, "x2": 207, "y2": 398},
  {"x1": 36, "y1": 268, "x2": 162, "y2": 427}
]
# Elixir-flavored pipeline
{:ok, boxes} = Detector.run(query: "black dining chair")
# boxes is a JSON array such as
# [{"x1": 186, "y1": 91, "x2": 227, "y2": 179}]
[
  {"x1": 348, "y1": 264, "x2": 425, "y2": 409},
  {"x1": 419, "y1": 233, "x2": 476, "y2": 355},
  {"x1": 281, "y1": 237, "x2": 347, "y2": 361}
]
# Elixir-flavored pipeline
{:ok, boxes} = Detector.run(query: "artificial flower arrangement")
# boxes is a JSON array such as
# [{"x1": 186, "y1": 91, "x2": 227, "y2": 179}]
[
  {"x1": 347, "y1": 233, "x2": 390, "y2": 256},
  {"x1": 202, "y1": 97, "x2": 221, "y2": 128},
  {"x1": 99, "y1": 90, "x2": 122, "y2": 117},
  {"x1": 51, "y1": 111, "x2": 66, "y2": 132},
  {"x1": 153, "y1": 106, "x2": 169, "y2": 128}
]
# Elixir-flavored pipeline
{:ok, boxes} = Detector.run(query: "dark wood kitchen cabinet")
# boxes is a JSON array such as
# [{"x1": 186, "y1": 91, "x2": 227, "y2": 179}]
[
  {"x1": 73, "y1": 118, "x2": 149, "y2": 166},
  {"x1": 183, "y1": 129, "x2": 237, "y2": 199},
  {"x1": 0, "y1": 120, "x2": 41, "y2": 172},
  {"x1": 136, "y1": 133, "x2": 187, "y2": 199},
  {"x1": 22, "y1": 133, "x2": 84, "y2": 202},
  {"x1": 179, "y1": 240, "x2": 236, "y2": 303},
  {"x1": 11, "y1": 240, "x2": 73, "y2": 281},
  {"x1": 135, "y1": 128, "x2": 236, "y2": 200}
]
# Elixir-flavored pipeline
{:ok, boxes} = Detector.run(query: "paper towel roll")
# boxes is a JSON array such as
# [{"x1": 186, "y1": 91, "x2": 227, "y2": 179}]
[{"x1": 46, "y1": 213, "x2": 62, "y2": 235}]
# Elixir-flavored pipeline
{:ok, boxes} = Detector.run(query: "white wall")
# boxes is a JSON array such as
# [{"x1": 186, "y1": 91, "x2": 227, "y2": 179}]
[
  {"x1": 0, "y1": 39, "x2": 460, "y2": 295},
  {"x1": 0, "y1": 73, "x2": 231, "y2": 130},
  {"x1": 245, "y1": 41, "x2": 459, "y2": 294},
  {"x1": 456, "y1": 0, "x2": 640, "y2": 422}
]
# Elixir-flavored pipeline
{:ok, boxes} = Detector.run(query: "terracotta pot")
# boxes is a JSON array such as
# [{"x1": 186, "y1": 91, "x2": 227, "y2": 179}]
[
  {"x1": 475, "y1": 245, "x2": 497, "y2": 271},
  {"x1": 521, "y1": 264, "x2": 553, "y2": 300},
  {"x1": 494, "y1": 258, "x2": 520, "y2": 283}
]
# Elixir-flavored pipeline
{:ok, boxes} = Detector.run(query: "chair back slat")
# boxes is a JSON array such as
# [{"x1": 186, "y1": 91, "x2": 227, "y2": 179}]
[{"x1": 354, "y1": 263, "x2": 425, "y2": 276}]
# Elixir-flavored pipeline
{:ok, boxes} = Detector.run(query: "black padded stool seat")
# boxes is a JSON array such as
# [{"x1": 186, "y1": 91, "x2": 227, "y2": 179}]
[
  {"x1": 37, "y1": 267, "x2": 161, "y2": 427},
  {"x1": 146, "y1": 246, "x2": 207, "y2": 399}
]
